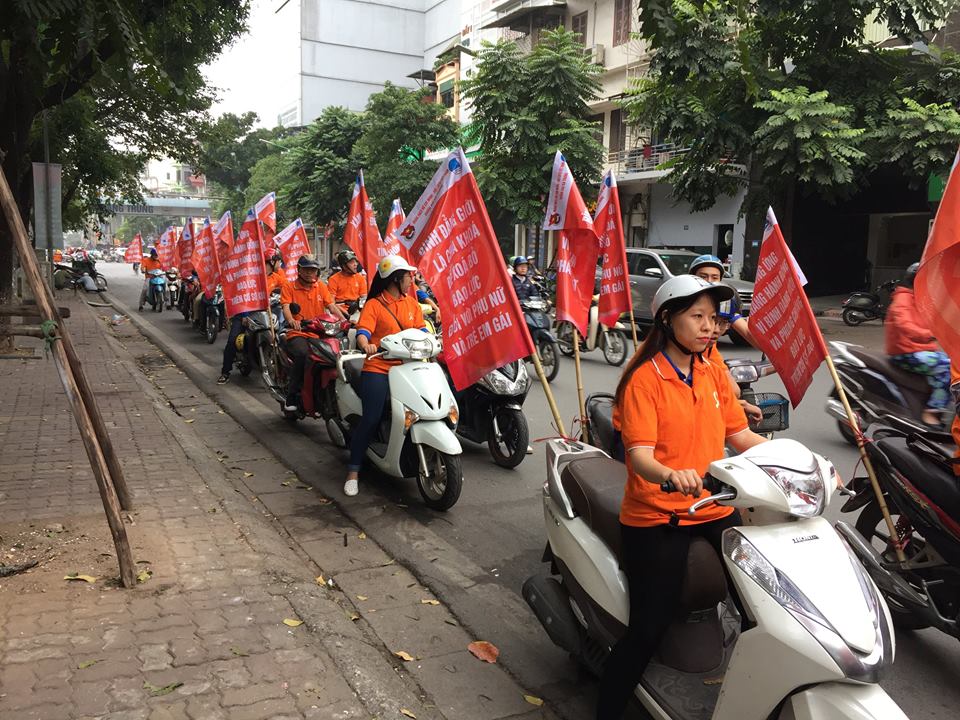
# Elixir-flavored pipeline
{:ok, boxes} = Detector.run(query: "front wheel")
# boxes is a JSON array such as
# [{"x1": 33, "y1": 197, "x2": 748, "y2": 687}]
[
  {"x1": 95, "y1": 274, "x2": 108, "y2": 291},
  {"x1": 842, "y1": 308, "x2": 867, "y2": 326},
  {"x1": 205, "y1": 309, "x2": 219, "y2": 344},
  {"x1": 487, "y1": 407, "x2": 529, "y2": 469},
  {"x1": 602, "y1": 330, "x2": 627, "y2": 366},
  {"x1": 537, "y1": 339, "x2": 560, "y2": 383},
  {"x1": 556, "y1": 323, "x2": 576, "y2": 357},
  {"x1": 416, "y1": 448, "x2": 462, "y2": 511}
]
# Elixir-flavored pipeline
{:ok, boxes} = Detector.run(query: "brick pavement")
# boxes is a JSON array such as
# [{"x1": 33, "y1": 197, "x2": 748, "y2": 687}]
[{"x1": 0, "y1": 293, "x2": 550, "y2": 720}]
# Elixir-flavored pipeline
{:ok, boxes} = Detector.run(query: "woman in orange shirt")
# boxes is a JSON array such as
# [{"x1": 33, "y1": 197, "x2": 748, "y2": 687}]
[
  {"x1": 597, "y1": 276, "x2": 767, "y2": 720},
  {"x1": 345, "y1": 255, "x2": 426, "y2": 497}
]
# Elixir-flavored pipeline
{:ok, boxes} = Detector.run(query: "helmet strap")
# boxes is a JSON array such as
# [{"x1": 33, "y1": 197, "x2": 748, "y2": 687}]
[{"x1": 657, "y1": 315, "x2": 695, "y2": 356}]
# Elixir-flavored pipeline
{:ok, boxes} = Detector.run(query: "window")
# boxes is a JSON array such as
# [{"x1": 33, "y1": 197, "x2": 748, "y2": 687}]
[
  {"x1": 572, "y1": 12, "x2": 588, "y2": 44},
  {"x1": 439, "y1": 80, "x2": 455, "y2": 109},
  {"x1": 609, "y1": 109, "x2": 626, "y2": 153},
  {"x1": 613, "y1": 0, "x2": 631, "y2": 46},
  {"x1": 627, "y1": 252, "x2": 659, "y2": 276}
]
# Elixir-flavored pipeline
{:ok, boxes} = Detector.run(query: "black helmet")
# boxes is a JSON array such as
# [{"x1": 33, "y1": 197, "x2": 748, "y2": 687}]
[
  {"x1": 337, "y1": 250, "x2": 357, "y2": 267},
  {"x1": 903, "y1": 262, "x2": 920, "y2": 289},
  {"x1": 297, "y1": 254, "x2": 321, "y2": 271},
  {"x1": 266, "y1": 249, "x2": 282, "y2": 264}
]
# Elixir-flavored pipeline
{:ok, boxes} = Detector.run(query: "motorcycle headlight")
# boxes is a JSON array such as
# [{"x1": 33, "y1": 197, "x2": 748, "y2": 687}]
[
  {"x1": 478, "y1": 369, "x2": 513, "y2": 395},
  {"x1": 728, "y1": 365, "x2": 759, "y2": 384},
  {"x1": 403, "y1": 337, "x2": 433, "y2": 359},
  {"x1": 320, "y1": 320, "x2": 339, "y2": 336},
  {"x1": 761, "y1": 465, "x2": 825, "y2": 517}
]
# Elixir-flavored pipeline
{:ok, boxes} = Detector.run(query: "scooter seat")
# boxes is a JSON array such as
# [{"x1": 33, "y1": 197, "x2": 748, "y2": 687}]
[
  {"x1": 850, "y1": 348, "x2": 932, "y2": 395},
  {"x1": 342, "y1": 356, "x2": 365, "y2": 395},
  {"x1": 586, "y1": 393, "x2": 618, "y2": 457},
  {"x1": 876, "y1": 436, "x2": 960, "y2": 522},
  {"x1": 561, "y1": 457, "x2": 626, "y2": 560}
]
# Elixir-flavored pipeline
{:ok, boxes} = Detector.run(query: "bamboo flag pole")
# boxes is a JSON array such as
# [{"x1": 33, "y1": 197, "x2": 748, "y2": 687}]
[
  {"x1": 572, "y1": 327, "x2": 587, "y2": 441},
  {"x1": 0, "y1": 168, "x2": 137, "y2": 588},
  {"x1": 629, "y1": 313, "x2": 640, "y2": 352},
  {"x1": 825, "y1": 354, "x2": 907, "y2": 564}
]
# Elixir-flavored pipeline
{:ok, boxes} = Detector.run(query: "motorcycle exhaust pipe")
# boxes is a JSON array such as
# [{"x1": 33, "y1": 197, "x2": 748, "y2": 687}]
[
  {"x1": 835, "y1": 522, "x2": 930, "y2": 610},
  {"x1": 826, "y1": 397, "x2": 848, "y2": 422}
]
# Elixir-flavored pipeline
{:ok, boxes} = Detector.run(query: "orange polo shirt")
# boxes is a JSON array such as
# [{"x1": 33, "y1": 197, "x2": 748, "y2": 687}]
[
  {"x1": 266, "y1": 270, "x2": 285, "y2": 294},
  {"x1": 356, "y1": 292, "x2": 426, "y2": 374},
  {"x1": 327, "y1": 271, "x2": 367, "y2": 303},
  {"x1": 951, "y1": 364, "x2": 959, "y2": 477},
  {"x1": 141, "y1": 257, "x2": 162, "y2": 275},
  {"x1": 280, "y1": 278, "x2": 334, "y2": 340},
  {"x1": 619, "y1": 352, "x2": 748, "y2": 527}
]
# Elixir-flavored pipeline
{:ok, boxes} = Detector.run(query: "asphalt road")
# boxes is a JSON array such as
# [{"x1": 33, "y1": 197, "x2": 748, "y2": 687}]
[{"x1": 100, "y1": 263, "x2": 959, "y2": 719}]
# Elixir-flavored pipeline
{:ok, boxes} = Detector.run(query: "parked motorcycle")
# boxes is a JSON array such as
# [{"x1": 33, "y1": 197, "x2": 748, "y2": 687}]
[
  {"x1": 165, "y1": 268, "x2": 180, "y2": 310},
  {"x1": 524, "y1": 437, "x2": 904, "y2": 719},
  {"x1": 841, "y1": 280, "x2": 897, "y2": 326},
  {"x1": 444, "y1": 359, "x2": 531, "y2": 468},
  {"x1": 826, "y1": 340, "x2": 953, "y2": 444},
  {"x1": 520, "y1": 296, "x2": 559, "y2": 383},
  {"x1": 146, "y1": 269, "x2": 166, "y2": 312},
  {"x1": 54, "y1": 261, "x2": 108, "y2": 292},
  {"x1": 557, "y1": 297, "x2": 629, "y2": 367},
  {"x1": 837, "y1": 420, "x2": 960, "y2": 640},
  {"x1": 331, "y1": 329, "x2": 463, "y2": 511}
]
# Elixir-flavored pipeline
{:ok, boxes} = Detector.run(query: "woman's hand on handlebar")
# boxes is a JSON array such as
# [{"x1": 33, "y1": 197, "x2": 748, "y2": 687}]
[
  {"x1": 663, "y1": 469, "x2": 703, "y2": 497},
  {"x1": 290, "y1": 319, "x2": 302, "y2": 331},
  {"x1": 362, "y1": 342, "x2": 378, "y2": 356}
]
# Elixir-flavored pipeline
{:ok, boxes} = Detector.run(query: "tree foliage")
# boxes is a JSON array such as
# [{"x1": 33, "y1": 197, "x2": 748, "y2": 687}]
[
  {"x1": 624, "y1": 0, "x2": 960, "y2": 218},
  {"x1": 461, "y1": 27, "x2": 605, "y2": 224}
]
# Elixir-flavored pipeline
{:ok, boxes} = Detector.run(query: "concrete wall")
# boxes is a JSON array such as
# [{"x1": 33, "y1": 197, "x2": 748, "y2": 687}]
[
  {"x1": 647, "y1": 183, "x2": 748, "y2": 267},
  {"x1": 424, "y1": 0, "x2": 461, "y2": 65}
]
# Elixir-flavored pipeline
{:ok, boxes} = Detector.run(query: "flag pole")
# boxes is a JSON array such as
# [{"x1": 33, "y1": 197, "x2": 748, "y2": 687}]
[
  {"x1": 572, "y1": 327, "x2": 587, "y2": 441},
  {"x1": 825, "y1": 354, "x2": 907, "y2": 564},
  {"x1": 629, "y1": 312, "x2": 639, "y2": 352}
]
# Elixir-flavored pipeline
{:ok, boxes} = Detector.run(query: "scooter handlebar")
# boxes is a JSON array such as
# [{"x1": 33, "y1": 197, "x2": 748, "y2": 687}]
[{"x1": 660, "y1": 474, "x2": 721, "y2": 496}]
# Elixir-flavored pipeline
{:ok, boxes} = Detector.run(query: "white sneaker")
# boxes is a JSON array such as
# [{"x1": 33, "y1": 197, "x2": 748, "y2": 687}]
[{"x1": 344, "y1": 478, "x2": 359, "y2": 497}]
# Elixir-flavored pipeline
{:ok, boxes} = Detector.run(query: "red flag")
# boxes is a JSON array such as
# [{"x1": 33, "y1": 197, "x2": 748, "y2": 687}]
[
  {"x1": 255, "y1": 192, "x2": 277, "y2": 233},
  {"x1": 594, "y1": 170, "x2": 633, "y2": 327},
  {"x1": 344, "y1": 170, "x2": 382, "y2": 287},
  {"x1": 178, "y1": 219, "x2": 195, "y2": 276},
  {"x1": 915, "y1": 151, "x2": 960, "y2": 363},
  {"x1": 274, "y1": 218, "x2": 311, "y2": 283},
  {"x1": 220, "y1": 211, "x2": 269, "y2": 318},
  {"x1": 383, "y1": 198, "x2": 408, "y2": 258},
  {"x1": 544, "y1": 151, "x2": 600, "y2": 337},
  {"x1": 124, "y1": 234, "x2": 143, "y2": 263},
  {"x1": 156, "y1": 226, "x2": 177, "y2": 269},
  {"x1": 213, "y1": 211, "x2": 234, "y2": 270},
  {"x1": 399, "y1": 148, "x2": 534, "y2": 390},
  {"x1": 191, "y1": 218, "x2": 220, "y2": 299},
  {"x1": 748, "y1": 208, "x2": 828, "y2": 407}
]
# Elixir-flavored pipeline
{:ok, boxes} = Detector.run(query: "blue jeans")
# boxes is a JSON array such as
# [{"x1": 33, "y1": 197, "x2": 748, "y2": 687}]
[
  {"x1": 348, "y1": 372, "x2": 391, "y2": 472},
  {"x1": 890, "y1": 351, "x2": 952, "y2": 410}
]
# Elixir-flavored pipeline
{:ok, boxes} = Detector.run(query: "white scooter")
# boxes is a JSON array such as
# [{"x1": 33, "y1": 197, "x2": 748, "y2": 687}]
[
  {"x1": 524, "y1": 438, "x2": 906, "y2": 719},
  {"x1": 330, "y1": 328, "x2": 463, "y2": 511},
  {"x1": 556, "y1": 295, "x2": 629, "y2": 367}
]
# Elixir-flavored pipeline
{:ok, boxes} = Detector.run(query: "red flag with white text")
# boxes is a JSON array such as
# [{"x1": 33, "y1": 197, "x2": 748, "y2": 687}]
[
  {"x1": 156, "y1": 227, "x2": 177, "y2": 269},
  {"x1": 915, "y1": 150, "x2": 960, "y2": 364},
  {"x1": 274, "y1": 218, "x2": 312, "y2": 283},
  {"x1": 343, "y1": 171, "x2": 382, "y2": 288},
  {"x1": 213, "y1": 211, "x2": 234, "y2": 271},
  {"x1": 191, "y1": 218, "x2": 220, "y2": 299},
  {"x1": 383, "y1": 198, "x2": 408, "y2": 258},
  {"x1": 398, "y1": 148, "x2": 534, "y2": 390},
  {"x1": 544, "y1": 151, "x2": 600, "y2": 337},
  {"x1": 220, "y1": 211, "x2": 269, "y2": 318},
  {"x1": 124, "y1": 234, "x2": 143, "y2": 263},
  {"x1": 748, "y1": 208, "x2": 827, "y2": 407},
  {"x1": 594, "y1": 170, "x2": 633, "y2": 327},
  {"x1": 255, "y1": 192, "x2": 277, "y2": 233},
  {"x1": 178, "y1": 219, "x2": 195, "y2": 277}
]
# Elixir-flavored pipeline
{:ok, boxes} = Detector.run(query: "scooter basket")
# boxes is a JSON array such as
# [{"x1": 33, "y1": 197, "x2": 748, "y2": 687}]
[{"x1": 750, "y1": 392, "x2": 790, "y2": 433}]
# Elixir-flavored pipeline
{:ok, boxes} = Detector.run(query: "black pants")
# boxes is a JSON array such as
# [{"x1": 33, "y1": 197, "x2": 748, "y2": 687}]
[
  {"x1": 286, "y1": 336, "x2": 310, "y2": 398},
  {"x1": 595, "y1": 511, "x2": 741, "y2": 720},
  {"x1": 220, "y1": 316, "x2": 245, "y2": 375}
]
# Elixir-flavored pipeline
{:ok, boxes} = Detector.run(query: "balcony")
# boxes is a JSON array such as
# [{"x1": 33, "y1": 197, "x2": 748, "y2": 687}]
[
  {"x1": 606, "y1": 143, "x2": 690, "y2": 183},
  {"x1": 480, "y1": 0, "x2": 566, "y2": 33}
]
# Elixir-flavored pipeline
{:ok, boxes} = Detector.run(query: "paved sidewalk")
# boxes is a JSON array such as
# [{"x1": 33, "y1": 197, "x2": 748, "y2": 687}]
[{"x1": 0, "y1": 293, "x2": 551, "y2": 720}]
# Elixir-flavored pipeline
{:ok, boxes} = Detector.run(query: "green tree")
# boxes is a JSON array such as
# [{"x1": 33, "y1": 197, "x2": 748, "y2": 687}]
[
  {"x1": 353, "y1": 83, "x2": 460, "y2": 220},
  {"x1": 284, "y1": 107, "x2": 366, "y2": 228},
  {"x1": 461, "y1": 27, "x2": 604, "y2": 225},
  {"x1": 243, "y1": 153, "x2": 293, "y2": 227},
  {"x1": 624, "y1": 0, "x2": 960, "y2": 249}
]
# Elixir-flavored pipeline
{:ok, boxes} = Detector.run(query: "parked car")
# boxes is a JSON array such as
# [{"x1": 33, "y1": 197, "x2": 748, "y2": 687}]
[{"x1": 625, "y1": 248, "x2": 755, "y2": 345}]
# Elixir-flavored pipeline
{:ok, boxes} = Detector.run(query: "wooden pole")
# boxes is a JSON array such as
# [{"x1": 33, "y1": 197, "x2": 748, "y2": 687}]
[
  {"x1": 572, "y1": 327, "x2": 587, "y2": 441},
  {"x1": 629, "y1": 314, "x2": 639, "y2": 352},
  {"x1": 825, "y1": 354, "x2": 907, "y2": 564},
  {"x1": 0, "y1": 168, "x2": 137, "y2": 587}
]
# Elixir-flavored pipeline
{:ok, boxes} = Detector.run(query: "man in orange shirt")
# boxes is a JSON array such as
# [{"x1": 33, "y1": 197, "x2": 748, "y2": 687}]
[
  {"x1": 138, "y1": 247, "x2": 162, "y2": 310},
  {"x1": 280, "y1": 255, "x2": 344, "y2": 410},
  {"x1": 326, "y1": 250, "x2": 367, "y2": 311},
  {"x1": 265, "y1": 250, "x2": 285, "y2": 294}
]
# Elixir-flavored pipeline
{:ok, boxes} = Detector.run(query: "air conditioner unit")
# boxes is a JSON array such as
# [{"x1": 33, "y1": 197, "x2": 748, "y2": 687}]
[{"x1": 589, "y1": 44, "x2": 605, "y2": 64}]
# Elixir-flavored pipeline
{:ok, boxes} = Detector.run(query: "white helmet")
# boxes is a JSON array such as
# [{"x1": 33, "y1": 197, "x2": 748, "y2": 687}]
[
  {"x1": 651, "y1": 275, "x2": 735, "y2": 317},
  {"x1": 377, "y1": 254, "x2": 416, "y2": 279}
]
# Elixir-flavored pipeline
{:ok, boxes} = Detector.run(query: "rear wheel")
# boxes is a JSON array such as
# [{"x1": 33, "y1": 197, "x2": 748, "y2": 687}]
[
  {"x1": 95, "y1": 273, "x2": 108, "y2": 291},
  {"x1": 537, "y1": 339, "x2": 560, "y2": 383},
  {"x1": 488, "y1": 407, "x2": 529, "y2": 468},
  {"x1": 556, "y1": 323, "x2": 576, "y2": 357},
  {"x1": 602, "y1": 330, "x2": 627, "y2": 366},
  {"x1": 416, "y1": 448, "x2": 462, "y2": 511},
  {"x1": 855, "y1": 502, "x2": 931, "y2": 630},
  {"x1": 205, "y1": 309, "x2": 219, "y2": 344},
  {"x1": 842, "y1": 308, "x2": 865, "y2": 326}
]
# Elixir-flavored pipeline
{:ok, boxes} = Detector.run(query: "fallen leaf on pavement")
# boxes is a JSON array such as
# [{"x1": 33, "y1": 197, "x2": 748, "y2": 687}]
[
  {"x1": 356, "y1": 595, "x2": 368, "y2": 601},
  {"x1": 358, "y1": 532, "x2": 367, "y2": 540},
  {"x1": 184, "y1": 419, "x2": 195, "y2": 424},
  {"x1": 468, "y1": 641, "x2": 499, "y2": 663},
  {"x1": 64, "y1": 574, "x2": 97, "y2": 584},
  {"x1": 524, "y1": 695, "x2": 544, "y2": 707},
  {"x1": 143, "y1": 681, "x2": 183, "y2": 696},
  {"x1": 243, "y1": 472, "x2": 254, "y2": 478},
  {"x1": 317, "y1": 497, "x2": 332, "y2": 505},
  {"x1": 282, "y1": 618, "x2": 303, "y2": 627},
  {"x1": 394, "y1": 650, "x2": 416, "y2": 662},
  {"x1": 315, "y1": 575, "x2": 325, "y2": 585},
  {"x1": 348, "y1": 612, "x2": 360, "y2": 621},
  {"x1": 230, "y1": 648, "x2": 249, "y2": 657},
  {"x1": 217, "y1": 410, "x2": 225, "y2": 414},
  {"x1": 420, "y1": 599, "x2": 440, "y2": 606},
  {"x1": 281, "y1": 481, "x2": 291, "y2": 486},
  {"x1": 77, "y1": 660, "x2": 99, "y2": 669},
  {"x1": 136, "y1": 569, "x2": 152, "y2": 583},
  {"x1": 400, "y1": 709, "x2": 416, "y2": 719}
]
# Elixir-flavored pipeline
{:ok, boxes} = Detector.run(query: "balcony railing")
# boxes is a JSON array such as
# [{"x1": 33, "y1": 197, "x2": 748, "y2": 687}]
[{"x1": 607, "y1": 143, "x2": 690, "y2": 177}]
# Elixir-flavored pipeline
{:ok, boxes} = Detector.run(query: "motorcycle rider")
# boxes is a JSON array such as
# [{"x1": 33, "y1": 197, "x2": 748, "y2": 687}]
[
  {"x1": 327, "y1": 250, "x2": 367, "y2": 310},
  {"x1": 885, "y1": 262, "x2": 952, "y2": 427},
  {"x1": 688, "y1": 254, "x2": 756, "y2": 347},
  {"x1": 510, "y1": 256, "x2": 539, "y2": 302},
  {"x1": 265, "y1": 250, "x2": 285, "y2": 294},
  {"x1": 345, "y1": 255, "x2": 425, "y2": 498},
  {"x1": 138, "y1": 247, "x2": 162, "y2": 310},
  {"x1": 280, "y1": 254, "x2": 345, "y2": 411},
  {"x1": 598, "y1": 275, "x2": 767, "y2": 720}
]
